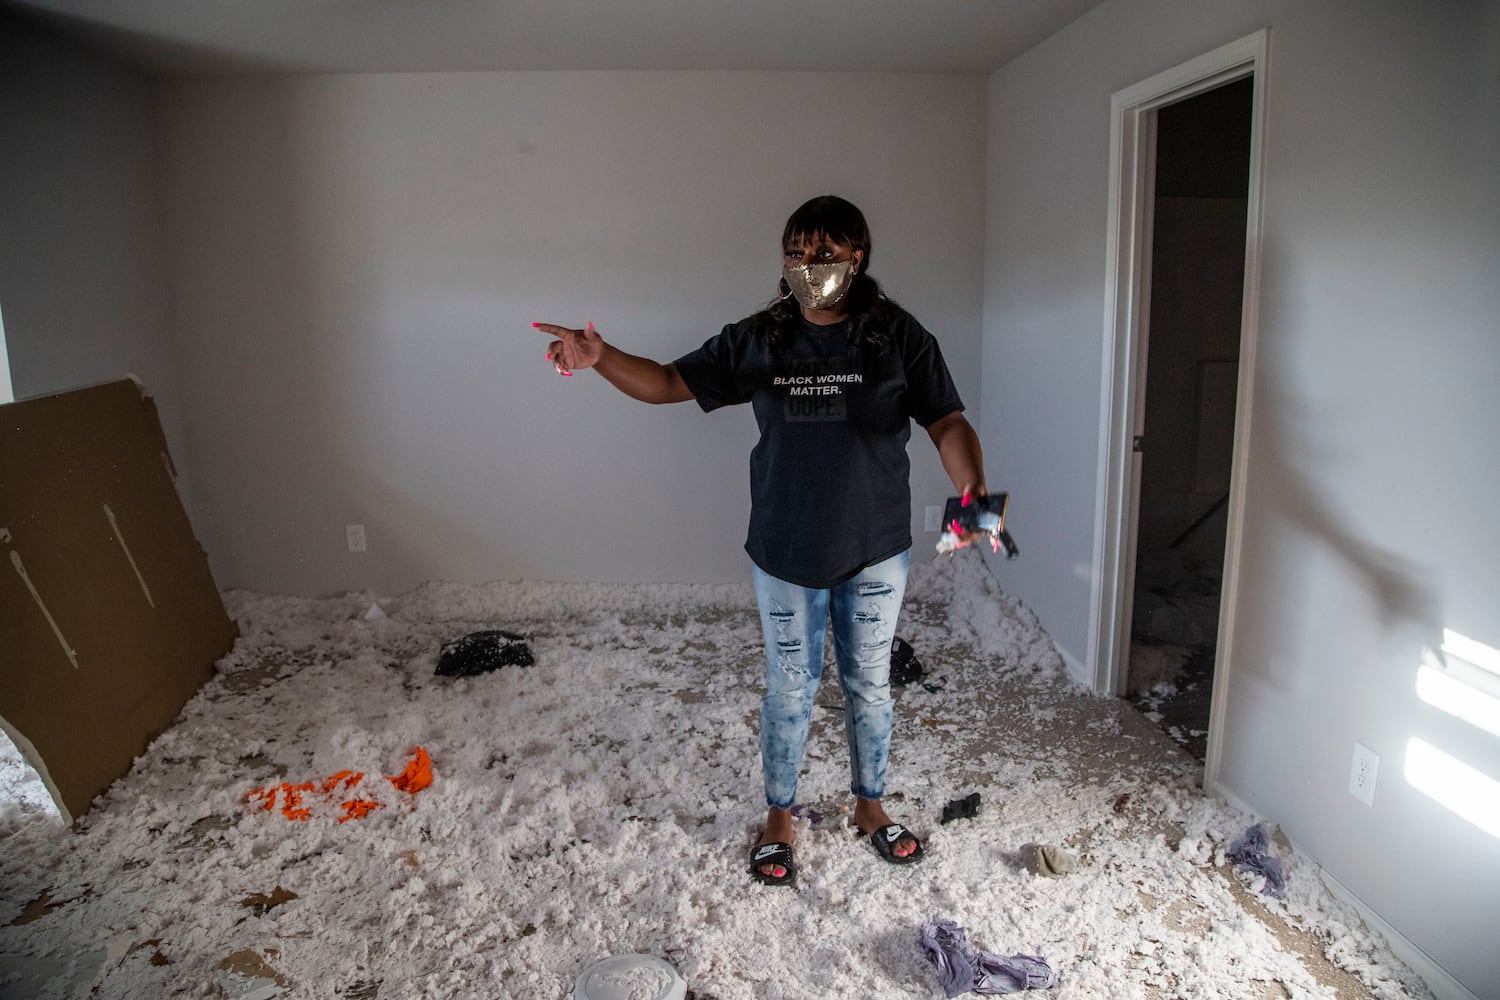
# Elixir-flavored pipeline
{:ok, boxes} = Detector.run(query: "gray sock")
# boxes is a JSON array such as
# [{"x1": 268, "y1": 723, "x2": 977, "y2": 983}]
[{"x1": 1022, "y1": 843, "x2": 1077, "y2": 878}]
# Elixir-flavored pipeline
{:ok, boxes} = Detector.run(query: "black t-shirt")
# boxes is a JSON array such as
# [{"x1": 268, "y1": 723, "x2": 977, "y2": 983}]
[{"x1": 673, "y1": 308, "x2": 964, "y2": 588}]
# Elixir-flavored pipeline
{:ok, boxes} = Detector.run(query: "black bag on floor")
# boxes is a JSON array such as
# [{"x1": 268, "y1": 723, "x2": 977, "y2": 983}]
[
  {"x1": 890, "y1": 636, "x2": 924, "y2": 687},
  {"x1": 435, "y1": 630, "x2": 534, "y2": 677}
]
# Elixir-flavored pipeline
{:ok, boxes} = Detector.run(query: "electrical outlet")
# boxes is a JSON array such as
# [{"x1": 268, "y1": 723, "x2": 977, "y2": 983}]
[
  {"x1": 1348, "y1": 741, "x2": 1379, "y2": 806},
  {"x1": 924, "y1": 505, "x2": 943, "y2": 532},
  {"x1": 346, "y1": 523, "x2": 367, "y2": 553}
]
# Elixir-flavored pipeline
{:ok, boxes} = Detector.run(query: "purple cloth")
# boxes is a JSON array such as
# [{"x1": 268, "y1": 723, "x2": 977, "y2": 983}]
[
  {"x1": 1228, "y1": 823, "x2": 1286, "y2": 897},
  {"x1": 919, "y1": 919, "x2": 1056, "y2": 997}
]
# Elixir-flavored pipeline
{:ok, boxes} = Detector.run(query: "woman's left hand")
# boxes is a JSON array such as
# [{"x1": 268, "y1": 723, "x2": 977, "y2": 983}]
[{"x1": 949, "y1": 486, "x2": 1000, "y2": 550}]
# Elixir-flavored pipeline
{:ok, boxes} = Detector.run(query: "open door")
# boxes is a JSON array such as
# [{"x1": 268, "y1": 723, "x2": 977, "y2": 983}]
[
  {"x1": 1124, "y1": 79, "x2": 1254, "y2": 763},
  {"x1": 1090, "y1": 31, "x2": 1269, "y2": 788}
]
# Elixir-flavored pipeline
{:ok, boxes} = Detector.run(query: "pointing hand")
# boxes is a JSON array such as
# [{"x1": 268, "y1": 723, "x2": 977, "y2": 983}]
[{"x1": 534, "y1": 321, "x2": 605, "y2": 376}]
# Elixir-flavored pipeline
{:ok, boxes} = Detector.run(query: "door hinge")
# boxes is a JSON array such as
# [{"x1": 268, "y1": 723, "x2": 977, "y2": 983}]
[{"x1": 1133, "y1": 435, "x2": 1145, "y2": 453}]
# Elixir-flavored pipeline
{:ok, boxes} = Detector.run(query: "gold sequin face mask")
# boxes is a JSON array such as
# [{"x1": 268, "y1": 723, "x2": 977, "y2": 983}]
[{"x1": 783, "y1": 260, "x2": 856, "y2": 311}]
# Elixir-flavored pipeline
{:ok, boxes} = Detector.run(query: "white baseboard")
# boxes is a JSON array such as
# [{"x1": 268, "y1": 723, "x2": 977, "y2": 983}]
[
  {"x1": 1054, "y1": 640, "x2": 1089, "y2": 686},
  {"x1": 1314, "y1": 867, "x2": 1481, "y2": 1000},
  {"x1": 1206, "y1": 779, "x2": 1481, "y2": 1000}
]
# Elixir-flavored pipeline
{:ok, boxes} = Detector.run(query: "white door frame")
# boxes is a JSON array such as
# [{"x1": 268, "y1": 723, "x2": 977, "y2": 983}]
[{"x1": 1087, "y1": 29, "x2": 1270, "y2": 789}]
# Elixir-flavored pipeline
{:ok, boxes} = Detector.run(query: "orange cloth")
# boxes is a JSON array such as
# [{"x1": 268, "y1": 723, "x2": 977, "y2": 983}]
[
  {"x1": 387, "y1": 746, "x2": 433, "y2": 794},
  {"x1": 247, "y1": 747, "x2": 430, "y2": 822},
  {"x1": 338, "y1": 798, "x2": 383, "y2": 823},
  {"x1": 247, "y1": 781, "x2": 316, "y2": 821}
]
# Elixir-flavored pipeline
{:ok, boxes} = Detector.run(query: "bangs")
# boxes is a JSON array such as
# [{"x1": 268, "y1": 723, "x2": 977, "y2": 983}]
[
  {"x1": 783, "y1": 223, "x2": 857, "y2": 249},
  {"x1": 781, "y1": 196, "x2": 869, "y2": 252}
]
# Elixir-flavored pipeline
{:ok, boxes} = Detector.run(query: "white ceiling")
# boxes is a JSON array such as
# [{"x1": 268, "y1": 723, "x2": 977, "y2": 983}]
[{"x1": 4, "y1": 0, "x2": 1106, "y2": 77}]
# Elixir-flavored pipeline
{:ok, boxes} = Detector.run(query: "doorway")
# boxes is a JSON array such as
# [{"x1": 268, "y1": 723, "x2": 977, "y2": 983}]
[
  {"x1": 1089, "y1": 30, "x2": 1269, "y2": 792},
  {"x1": 1124, "y1": 79, "x2": 1254, "y2": 762}
]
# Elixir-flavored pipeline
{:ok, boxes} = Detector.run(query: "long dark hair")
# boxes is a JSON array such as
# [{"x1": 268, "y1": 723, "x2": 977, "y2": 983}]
[{"x1": 755, "y1": 195, "x2": 901, "y2": 350}]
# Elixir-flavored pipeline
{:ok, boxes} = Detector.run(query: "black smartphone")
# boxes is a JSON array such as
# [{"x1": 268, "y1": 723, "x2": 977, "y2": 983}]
[{"x1": 941, "y1": 492, "x2": 1019, "y2": 559}]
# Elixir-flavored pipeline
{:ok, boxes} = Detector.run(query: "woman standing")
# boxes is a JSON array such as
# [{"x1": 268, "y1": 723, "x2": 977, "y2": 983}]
[{"x1": 535, "y1": 195, "x2": 990, "y2": 886}]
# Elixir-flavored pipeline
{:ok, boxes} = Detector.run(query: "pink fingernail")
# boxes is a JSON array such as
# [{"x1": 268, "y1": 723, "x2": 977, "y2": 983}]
[
  {"x1": 531, "y1": 322, "x2": 539, "y2": 327},
  {"x1": 951, "y1": 520, "x2": 962, "y2": 534},
  {"x1": 962, "y1": 490, "x2": 972, "y2": 507}
]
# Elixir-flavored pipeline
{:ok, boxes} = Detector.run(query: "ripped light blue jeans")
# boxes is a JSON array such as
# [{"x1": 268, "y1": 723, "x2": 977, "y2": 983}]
[{"x1": 751, "y1": 549, "x2": 910, "y2": 809}]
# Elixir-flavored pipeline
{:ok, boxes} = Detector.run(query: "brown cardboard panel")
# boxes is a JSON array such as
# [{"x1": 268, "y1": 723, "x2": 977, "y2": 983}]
[{"x1": 0, "y1": 378, "x2": 237, "y2": 822}]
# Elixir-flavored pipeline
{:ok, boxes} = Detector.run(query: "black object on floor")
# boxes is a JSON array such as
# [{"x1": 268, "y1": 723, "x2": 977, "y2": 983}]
[
  {"x1": 941, "y1": 791, "x2": 981, "y2": 824},
  {"x1": 435, "y1": 630, "x2": 534, "y2": 677},
  {"x1": 891, "y1": 636, "x2": 924, "y2": 687}
]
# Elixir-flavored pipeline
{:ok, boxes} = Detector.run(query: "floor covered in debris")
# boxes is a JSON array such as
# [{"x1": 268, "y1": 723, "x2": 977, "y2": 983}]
[{"x1": 0, "y1": 553, "x2": 1431, "y2": 998}]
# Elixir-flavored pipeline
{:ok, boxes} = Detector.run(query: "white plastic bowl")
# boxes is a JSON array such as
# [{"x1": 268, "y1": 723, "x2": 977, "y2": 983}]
[{"x1": 573, "y1": 954, "x2": 687, "y2": 1000}]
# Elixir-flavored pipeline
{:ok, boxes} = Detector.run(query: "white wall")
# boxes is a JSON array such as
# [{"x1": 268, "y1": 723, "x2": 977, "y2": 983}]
[
  {"x1": 153, "y1": 71, "x2": 988, "y2": 595},
  {"x1": 984, "y1": 1, "x2": 1500, "y2": 996},
  {"x1": 0, "y1": 15, "x2": 189, "y2": 472}
]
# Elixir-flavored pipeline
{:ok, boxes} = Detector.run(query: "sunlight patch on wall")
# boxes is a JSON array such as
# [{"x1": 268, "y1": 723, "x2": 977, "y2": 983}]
[
  {"x1": 1434, "y1": 628, "x2": 1500, "y2": 680},
  {"x1": 1417, "y1": 664, "x2": 1500, "y2": 739},
  {"x1": 0, "y1": 300, "x2": 13, "y2": 404},
  {"x1": 1408, "y1": 630, "x2": 1500, "y2": 839},
  {"x1": 1404, "y1": 738, "x2": 1500, "y2": 840},
  {"x1": 1419, "y1": 628, "x2": 1500, "y2": 732}
]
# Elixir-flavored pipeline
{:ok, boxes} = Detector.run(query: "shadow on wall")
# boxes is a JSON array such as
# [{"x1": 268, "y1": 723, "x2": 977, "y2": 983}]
[
  {"x1": 1230, "y1": 244, "x2": 1500, "y2": 858},
  {"x1": 1243, "y1": 376, "x2": 1443, "y2": 666},
  {"x1": 1238, "y1": 306, "x2": 1500, "y2": 994}
]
